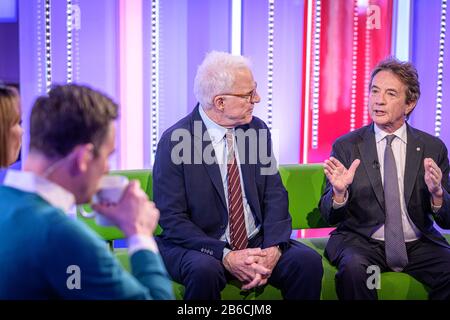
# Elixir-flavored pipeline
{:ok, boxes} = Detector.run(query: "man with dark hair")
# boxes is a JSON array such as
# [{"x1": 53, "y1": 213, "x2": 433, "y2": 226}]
[
  {"x1": 320, "y1": 58, "x2": 450, "y2": 299},
  {"x1": 0, "y1": 84, "x2": 174, "y2": 299}
]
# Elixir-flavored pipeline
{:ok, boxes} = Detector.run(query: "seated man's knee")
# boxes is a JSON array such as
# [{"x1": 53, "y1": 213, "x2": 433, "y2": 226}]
[
  {"x1": 337, "y1": 253, "x2": 372, "y2": 281},
  {"x1": 285, "y1": 245, "x2": 324, "y2": 277},
  {"x1": 182, "y1": 254, "x2": 225, "y2": 282},
  {"x1": 299, "y1": 248, "x2": 323, "y2": 272}
]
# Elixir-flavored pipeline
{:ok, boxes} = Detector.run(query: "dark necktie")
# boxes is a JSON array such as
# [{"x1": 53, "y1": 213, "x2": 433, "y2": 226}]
[
  {"x1": 384, "y1": 134, "x2": 408, "y2": 272},
  {"x1": 226, "y1": 129, "x2": 248, "y2": 250}
]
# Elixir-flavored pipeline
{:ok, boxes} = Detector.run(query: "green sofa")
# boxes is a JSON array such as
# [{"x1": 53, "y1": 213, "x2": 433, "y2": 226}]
[{"x1": 78, "y1": 164, "x2": 450, "y2": 300}]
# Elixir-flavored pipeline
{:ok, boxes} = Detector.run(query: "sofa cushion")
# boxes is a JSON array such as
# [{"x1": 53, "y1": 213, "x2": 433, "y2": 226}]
[
  {"x1": 115, "y1": 237, "x2": 430, "y2": 300},
  {"x1": 297, "y1": 237, "x2": 430, "y2": 300},
  {"x1": 278, "y1": 164, "x2": 328, "y2": 229},
  {"x1": 91, "y1": 168, "x2": 450, "y2": 300},
  {"x1": 114, "y1": 248, "x2": 282, "y2": 299}
]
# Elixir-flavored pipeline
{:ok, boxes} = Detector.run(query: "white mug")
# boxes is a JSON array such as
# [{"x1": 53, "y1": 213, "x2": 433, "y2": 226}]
[{"x1": 87, "y1": 175, "x2": 129, "y2": 226}]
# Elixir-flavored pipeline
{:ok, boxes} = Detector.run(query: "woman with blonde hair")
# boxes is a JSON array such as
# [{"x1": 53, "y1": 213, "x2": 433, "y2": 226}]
[{"x1": 0, "y1": 85, "x2": 23, "y2": 184}]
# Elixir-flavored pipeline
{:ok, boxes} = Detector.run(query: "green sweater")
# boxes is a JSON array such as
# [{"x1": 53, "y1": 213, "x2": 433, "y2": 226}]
[{"x1": 0, "y1": 186, "x2": 174, "y2": 299}]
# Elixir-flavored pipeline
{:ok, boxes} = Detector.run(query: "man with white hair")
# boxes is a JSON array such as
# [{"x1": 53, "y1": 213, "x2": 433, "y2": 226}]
[{"x1": 153, "y1": 51, "x2": 323, "y2": 299}]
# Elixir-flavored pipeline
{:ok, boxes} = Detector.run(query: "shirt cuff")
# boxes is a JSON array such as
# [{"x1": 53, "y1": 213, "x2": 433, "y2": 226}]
[
  {"x1": 332, "y1": 190, "x2": 348, "y2": 209},
  {"x1": 127, "y1": 234, "x2": 159, "y2": 256},
  {"x1": 431, "y1": 200, "x2": 442, "y2": 213},
  {"x1": 222, "y1": 247, "x2": 231, "y2": 263}
]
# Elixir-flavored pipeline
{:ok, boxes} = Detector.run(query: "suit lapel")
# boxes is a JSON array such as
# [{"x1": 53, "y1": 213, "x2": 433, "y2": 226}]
[
  {"x1": 404, "y1": 124, "x2": 424, "y2": 206},
  {"x1": 358, "y1": 124, "x2": 385, "y2": 211},
  {"x1": 191, "y1": 106, "x2": 227, "y2": 210}
]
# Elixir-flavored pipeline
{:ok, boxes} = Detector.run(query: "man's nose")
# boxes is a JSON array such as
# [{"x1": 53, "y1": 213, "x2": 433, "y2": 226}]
[{"x1": 375, "y1": 93, "x2": 386, "y2": 104}]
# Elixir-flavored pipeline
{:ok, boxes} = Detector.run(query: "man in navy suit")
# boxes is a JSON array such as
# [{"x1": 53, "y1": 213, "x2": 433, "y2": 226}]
[
  {"x1": 153, "y1": 51, "x2": 323, "y2": 300},
  {"x1": 320, "y1": 58, "x2": 450, "y2": 299}
]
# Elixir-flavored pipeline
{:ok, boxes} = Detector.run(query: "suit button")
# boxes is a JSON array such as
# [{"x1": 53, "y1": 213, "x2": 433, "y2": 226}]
[{"x1": 220, "y1": 224, "x2": 225, "y2": 229}]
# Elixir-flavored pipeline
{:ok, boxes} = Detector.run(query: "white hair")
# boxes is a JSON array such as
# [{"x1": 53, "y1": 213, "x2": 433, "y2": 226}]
[{"x1": 194, "y1": 51, "x2": 252, "y2": 108}]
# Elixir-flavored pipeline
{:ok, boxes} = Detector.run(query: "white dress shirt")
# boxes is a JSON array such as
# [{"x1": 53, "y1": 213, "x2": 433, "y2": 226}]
[
  {"x1": 370, "y1": 123, "x2": 421, "y2": 241},
  {"x1": 331, "y1": 123, "x2": 442, "y2": 241},
  {"x1": 199, "y1": 106, "x2": 260, "y2": 258},
  {"x1": 3, "y1": 169, "x2": 158, "y2": 255}
]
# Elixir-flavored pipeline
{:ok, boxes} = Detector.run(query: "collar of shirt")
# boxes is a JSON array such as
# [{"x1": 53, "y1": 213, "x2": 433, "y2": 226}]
[
  {"x1": 3, "y1": 169, "x2": 75, "y2": 213},
  {"x1": 374, "y1": 122, "x2": 407, "y2": 145},
  {"x1": 199, "y1": 104, "x2": 230, "y2": 146}
]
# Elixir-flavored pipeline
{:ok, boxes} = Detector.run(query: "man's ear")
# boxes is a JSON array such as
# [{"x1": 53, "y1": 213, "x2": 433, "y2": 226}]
[
  {"x1": 212, "y1": 95, "x2": 225, "y2": 111},
  {"x1": 72, "y1": 143, "x2": 94, "y2": 174},
  {"x1": 405, "y1": 101, "x2": 416, "y2": 117}
]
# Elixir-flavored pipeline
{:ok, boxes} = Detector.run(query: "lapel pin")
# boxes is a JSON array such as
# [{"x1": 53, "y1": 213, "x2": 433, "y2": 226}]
[{"x1": 416, "y1": 147, "x2": 420, "y2": 152}]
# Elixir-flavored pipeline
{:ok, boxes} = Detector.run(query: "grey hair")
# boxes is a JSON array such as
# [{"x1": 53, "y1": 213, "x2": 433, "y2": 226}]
[{"x1": 194, "y1": 51, "x2": 252, "y2": 108}]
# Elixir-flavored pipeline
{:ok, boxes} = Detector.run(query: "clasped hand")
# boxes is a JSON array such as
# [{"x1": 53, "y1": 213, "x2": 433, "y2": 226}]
[{"x1": 223, "y1": 246, "x2": 281, "y2": 290}]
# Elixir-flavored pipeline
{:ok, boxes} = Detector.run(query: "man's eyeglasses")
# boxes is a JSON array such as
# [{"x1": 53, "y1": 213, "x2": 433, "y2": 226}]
[{"x1": 219, "y1": 83, "x2": 258, "y2": 102}]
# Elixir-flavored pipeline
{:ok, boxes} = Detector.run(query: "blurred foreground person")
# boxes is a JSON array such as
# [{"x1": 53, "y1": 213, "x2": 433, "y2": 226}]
[
  {"x1": 0, "y1": 84, "x2": 174, "y2": 299},
  {"x1": 0, "y1": 85, "x2": 23, "y2": 183}
]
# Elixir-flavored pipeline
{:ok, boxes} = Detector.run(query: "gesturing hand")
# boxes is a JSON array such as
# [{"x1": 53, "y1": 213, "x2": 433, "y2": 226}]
[
  {"x1": 424, "y1": 158, "x2": 443, "y2": 205},
  {"x1": 323, "y1": 157, "x2": 360, "y2": 200}
]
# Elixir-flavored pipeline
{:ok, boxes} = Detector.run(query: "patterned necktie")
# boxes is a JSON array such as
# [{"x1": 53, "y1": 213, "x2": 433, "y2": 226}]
[
  {"x1": 383, "y1": 135, "x2": 408, "y2": 272},
  {"x1": 226, "y1": 129, "x2": 248, "y2": 250}
]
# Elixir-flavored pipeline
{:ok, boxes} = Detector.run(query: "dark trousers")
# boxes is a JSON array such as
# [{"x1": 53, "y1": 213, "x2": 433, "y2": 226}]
[
  {"x1": 328, "y1": 233, "x2": 450, "y2": 300},
  {"x1": 157, "y1": 236, "x2": 323, "y2": 300}
]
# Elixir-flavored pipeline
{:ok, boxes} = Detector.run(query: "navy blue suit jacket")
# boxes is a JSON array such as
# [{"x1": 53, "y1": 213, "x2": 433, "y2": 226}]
[
  {"x1": 319, "y1": 123, "x2": 450, "y2": 262},
  {"x1": 153, "y1": 105, "x2": 291, "y2": 260}
]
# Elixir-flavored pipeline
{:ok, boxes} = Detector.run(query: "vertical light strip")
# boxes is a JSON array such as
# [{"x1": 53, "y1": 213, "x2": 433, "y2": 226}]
[
  {"x1": 360, "y1": 0, "x2": 370, "y2": 126},
  {"x1": 66, "y1": 0, "x2": 73, "y2": 83},
  {"x1": 311, "y1": 0, "x2": 321, "y2": 149},
  {"x1": 394, "y1": 0, "x2": 411, "y2": 61},
  {"x1": 363, "y1": 15, "x2": 371, "y2": 126},
  {"x1": 119, "y1": 0, "x2": 144, "y2": 169},
  {"x1": 73, "y1": 1, "x2": 81, "y2": 83},
  {"x1": 302, "y1": 0, "x2": 314, "y2": 163},
  {"x1": 37, "y1": 0, "x2": 43, "y2": 94},
  {"x1": 231, "y1": 0, "x2": 242, "y2": 55},
  {"x1": 45, "y1": 0, "x2": 52, "y2": 92},
  {"x1": 267, "y1": 0, "x2": 275, "y2": 130},
  {"x1": 150, "y1": 0, "x2": 160, "y2": 164},
  {"x1": 435, "y1": 0, "x2": 447, "y2": 137},
  {"x1": 350, "y1": 0, "x2": 359, "y2": 132}
]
